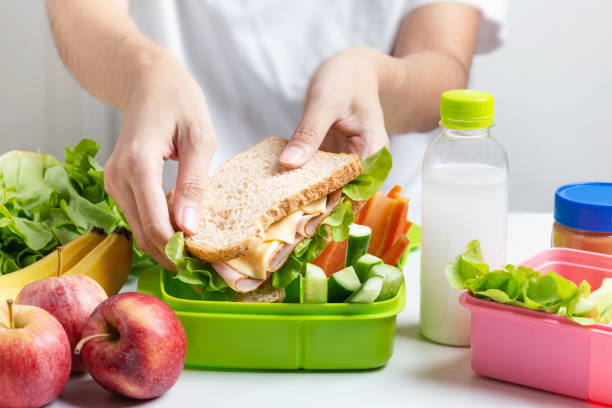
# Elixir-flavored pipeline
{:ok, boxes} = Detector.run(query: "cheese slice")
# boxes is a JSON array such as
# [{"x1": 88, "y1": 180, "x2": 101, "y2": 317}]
[
  {"x1": 224, "y1": 195, "x2": 329, "y2": 279},
  {"x1": 265, "y1": 210, "x2": 304, "y2": 244},
  {"x1": 301, "y1": 196, "x2": 327, "y2": 215},
  {"x1": 225, "y1": 241, "x2": 280, "y2": 280}
]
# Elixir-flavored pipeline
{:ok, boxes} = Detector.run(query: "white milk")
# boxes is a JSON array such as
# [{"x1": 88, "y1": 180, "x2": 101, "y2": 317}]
[{"x1": 420, "y1": 163, "x2": 507, "y2": 346}]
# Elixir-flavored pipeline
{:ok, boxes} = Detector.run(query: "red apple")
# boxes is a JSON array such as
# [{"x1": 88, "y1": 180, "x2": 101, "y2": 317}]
[
  {"x1": 76, "y1": 292, "x2": 186, "y2": 399},
  {"x1": 0, "y1": 300, "x2": 71, "y2": 408},
  {"x1": 16, "y1": 274, "x2": 108, "y2": 372}
]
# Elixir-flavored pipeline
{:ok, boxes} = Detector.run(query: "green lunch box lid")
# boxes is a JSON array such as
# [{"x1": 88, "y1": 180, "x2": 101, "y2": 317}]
[{"x1": 137, "y1": 266, "x2": 406, "y2": 370}]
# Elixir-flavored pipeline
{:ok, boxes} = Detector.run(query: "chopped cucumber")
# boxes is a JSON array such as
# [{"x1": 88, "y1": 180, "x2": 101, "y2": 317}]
[
  {"x1": 283, "y1": 275, "x2": 302, "y2": 303},
  {"x1": 347, "y1": 276, "x2": 384, "y2": 303},
  {"x1": 328, "y1": 266, "x2": 361, "y2": 302},
  {"x1": 367, "y1": 264, "x2": 403, "y2": 301},
  {"x1": 303, "y1": 263, "x2": 328, "y2": 304},
  {"x1": 353, "y1": 253, "x2": 383, "y2": 282},
  {"x1": 346, "y1": 224, "x2": 372, "y2": 267}
]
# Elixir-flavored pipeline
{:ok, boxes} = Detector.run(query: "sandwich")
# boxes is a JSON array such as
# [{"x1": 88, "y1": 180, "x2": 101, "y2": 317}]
[{"x1": 166, "y1": 137, "x2": 391, "y2": 302}]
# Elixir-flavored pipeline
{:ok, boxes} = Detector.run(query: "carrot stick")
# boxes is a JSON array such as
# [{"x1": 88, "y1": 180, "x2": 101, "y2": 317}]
[
  {"x1": 381, "y1": 201, "x2": 408, "y2": 256},
  {"x1": 387, "y1": 185, "x2": 403, "y2": 199},
  {"x1": 312, "y1": 239, "x2": 348, "y2": 277},
  {"x1": 387, "y1": 185, "x2": 410, "y2": 204},
  {"x1": 382, "y1": 235, "x2": 410, "y2": 266},
  {"x1": 403, "y1": 220, "x2": 413, "y2": 235}
]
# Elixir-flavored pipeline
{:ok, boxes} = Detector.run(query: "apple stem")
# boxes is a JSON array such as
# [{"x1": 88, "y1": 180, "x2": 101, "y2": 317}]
[
  {"x1": 7, "y1": 299, "x2": 14, "y2": 329},
  {"x1": 74, "y1": 333, "x2": 110, "y2": 355},
  {"x1": 57, "y1": 246, "x2": 64, "y2": 277}
]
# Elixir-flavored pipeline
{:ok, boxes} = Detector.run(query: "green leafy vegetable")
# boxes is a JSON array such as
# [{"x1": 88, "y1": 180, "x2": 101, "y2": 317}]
[
  {"x1": 0, "y1": 139, "x2": 154, "y2": 275},
  {"x1": 271, "y1": 255, "x2": 302, "y2": 289},
  {"x1": 166, "y1": 231, "x2": 230, "y2": 291},
  {"x1": 342, "y1": 147, "x2": 392, "y2": 201},
  {"x1": 446, "y1": 240, "x2": 607, "y2": 326},
  {"x1": 320, "y1": 198, "x2": 354, "y2": 242}
]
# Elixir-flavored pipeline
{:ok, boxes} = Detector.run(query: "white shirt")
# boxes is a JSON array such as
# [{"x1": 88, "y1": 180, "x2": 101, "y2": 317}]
[{"x1": 131, "y1": 0, "x2": 506, "y2": 218}]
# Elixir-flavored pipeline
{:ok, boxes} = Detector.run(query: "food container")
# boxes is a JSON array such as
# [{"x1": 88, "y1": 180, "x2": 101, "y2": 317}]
[
  {"x1": 137, "y1": 267, "x2": 405, "y2": 370},
  {"x1": 552, "y1": 182, "x2": 612, "y2": 255},
  {"x1": 460, "y1": 247, "x2": 612, "y2": 405}
]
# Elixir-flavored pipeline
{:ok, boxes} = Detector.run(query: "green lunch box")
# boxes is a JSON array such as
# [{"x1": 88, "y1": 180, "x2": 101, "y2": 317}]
[{"x1": 137, "y1": 267, "x2": 406, "y2": 370}]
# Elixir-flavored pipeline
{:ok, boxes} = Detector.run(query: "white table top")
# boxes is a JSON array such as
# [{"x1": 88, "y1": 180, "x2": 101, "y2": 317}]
[{"x1": 52, "y1": 213, "x2": 605, "y2": 408}]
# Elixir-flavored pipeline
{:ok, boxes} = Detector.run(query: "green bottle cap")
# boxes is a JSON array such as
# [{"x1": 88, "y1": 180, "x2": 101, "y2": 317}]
[{"x1": 440, "y1": 89, "x2": 494, "y2": 130}]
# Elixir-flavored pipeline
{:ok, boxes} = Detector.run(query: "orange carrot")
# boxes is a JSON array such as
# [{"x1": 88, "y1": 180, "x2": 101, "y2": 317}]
[
  {"x1": 356, "y1": 192, "x2": 391, "y2": 256},
  {"x1": 403, "y1": 220, "x2": 413, "y2": 235},
  {"x1": 380, "y1": 201, "x2": 408, "y2": 256},
  {"x1": 387, "y1": 185, "x2": 403, "y2": 199},
  {"x1": 387, "y1": 185, "x2": 410, "y2": 204},
  {"x1": 382, "y1": 235, "x2": 410, "y2": 266},
  {"x1": 312, "y1": 239, "x2": 348, "y2": 277}
]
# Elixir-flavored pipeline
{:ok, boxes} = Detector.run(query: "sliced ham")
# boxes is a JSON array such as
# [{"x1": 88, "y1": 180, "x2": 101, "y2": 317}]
[
  {"x1": 269, "y1": 234, "x2": 303, "y2": 272},
  {"x1": 235, "y1": 276, "x2": 267, "y2": 293},
  {"x1": 296, "y1": 214, "x2": 318, "y2": 237},
  {"x1": 211, "y1": 262, "x2": 268, "y2": 293},
  {"x1": 326, "y1": 189, "x2": 343, "y2": 213},
  {"x1": 297, "y1": 188, "x2": 343, "y2": 237},
  {"x1": 213, "y1": 188, "x2": 345, "y2": 293}
]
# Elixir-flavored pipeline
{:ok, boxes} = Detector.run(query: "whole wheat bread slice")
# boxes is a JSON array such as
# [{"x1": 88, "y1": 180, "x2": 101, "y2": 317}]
[
  {"x1": 184, "y1": 137, "x2": 362, "y2": 262},
  {"x1": 233, "y1": 281, "x2": 286, "y2": 303}
]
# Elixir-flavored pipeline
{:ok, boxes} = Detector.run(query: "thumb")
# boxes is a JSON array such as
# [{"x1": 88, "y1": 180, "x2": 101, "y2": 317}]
[
  {"x1": 280, "y1": 106, "x2": 337, "y2": 169},
  {"x1": 173, "y1": 125, "x2": 215, "y2": 235}
]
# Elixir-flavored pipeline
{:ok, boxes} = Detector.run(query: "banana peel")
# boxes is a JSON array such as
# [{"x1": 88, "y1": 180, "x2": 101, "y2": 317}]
[
  {"x1": 63, "y1": 228, "x2": 133, "y2": 296},
  {"x1": 0, "y1": 287, "x2": 20, "y2": 302},
  {"x1": 0, "y1": 227, "x2": 107, "y2": 294}
]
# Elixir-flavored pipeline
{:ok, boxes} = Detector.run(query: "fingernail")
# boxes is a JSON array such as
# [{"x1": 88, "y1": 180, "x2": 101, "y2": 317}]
[
  {"x1": 181, "y1": 207, "x2": 200, "y2": 235},
  {"x1": 279, "y1": 145, "x2": 304, "y2": 165}
]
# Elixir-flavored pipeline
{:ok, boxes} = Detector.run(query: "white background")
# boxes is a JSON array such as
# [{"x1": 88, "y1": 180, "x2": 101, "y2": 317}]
[{"x1": 0, "y1": 0, "x2": 610, "y2": 211}]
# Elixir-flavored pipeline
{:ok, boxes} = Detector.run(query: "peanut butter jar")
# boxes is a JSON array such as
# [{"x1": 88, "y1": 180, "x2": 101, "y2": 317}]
[{"x1": 553, "y1": 183, "x2": 612, "y2": 255}]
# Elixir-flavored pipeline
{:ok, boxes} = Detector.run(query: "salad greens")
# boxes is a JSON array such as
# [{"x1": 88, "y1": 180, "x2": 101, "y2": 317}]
[
  {"x1": 166, "y1": 232, "x2": 229, "y2": 289},
  {"x1": 342, "y1": 147, "x2": 392, "y2": 201},
  {"x1": 0, "y1": 139, "x2": 154, "y2": 275},
  {"x1": 447, "y1": 240, "x2": 612, "y2": 325}
]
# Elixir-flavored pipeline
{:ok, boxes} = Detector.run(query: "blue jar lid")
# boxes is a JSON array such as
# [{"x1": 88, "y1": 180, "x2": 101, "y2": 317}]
[{"x1": 555, "y1": 183, "x2": 612, "y2": 232}]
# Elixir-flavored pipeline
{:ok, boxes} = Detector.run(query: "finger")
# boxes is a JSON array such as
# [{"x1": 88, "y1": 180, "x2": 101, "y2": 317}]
[
  {"x1": 106, "y1": 172, "x2": 172, "y2": 268},
  {"x1": 172, "y1": 122, "x2": 216, "y2": 235},
  {"x1": 280, "y1": 103, "x2": 339, "y2": 169},
  {"x1": 127, "y1": 152, "x2": 176, "y2": 255},
  {"x1": 350, "y1": 103, "x2": 389, "y2": 159}
]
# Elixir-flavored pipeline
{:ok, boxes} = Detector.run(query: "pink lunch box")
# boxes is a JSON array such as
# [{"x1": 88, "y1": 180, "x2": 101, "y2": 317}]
[{"x1": 460, "y1": 247, "x2": 612, "y2": 405}]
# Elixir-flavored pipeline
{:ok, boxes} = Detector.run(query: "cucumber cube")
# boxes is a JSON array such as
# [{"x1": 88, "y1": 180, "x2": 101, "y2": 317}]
[
  {"x1": 347, "y1": 276, "x2": 384, "y2": 303},
  {"x1": 346, "y1": 224, "x2": 372, "y2": 267},
  {"x1": 353, "y1": 253, "x2": 383, "y2": 282},
  {"x1": 303, "y1": 263, "x2": 328, "y2": 304},
  {"x1": 328, "y1": 266, "x2": 361, "y2": 302},
  {"x1": 367, "y1": 264, "x2": 404, "y2": 301}
]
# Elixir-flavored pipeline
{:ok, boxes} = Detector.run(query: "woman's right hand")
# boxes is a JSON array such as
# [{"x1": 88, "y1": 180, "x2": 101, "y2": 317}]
[{"x1": 104, "y1": 49, "x2": 216, "y2": 268}]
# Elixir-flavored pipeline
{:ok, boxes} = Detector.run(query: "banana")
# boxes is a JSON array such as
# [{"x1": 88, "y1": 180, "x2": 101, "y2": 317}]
[
  {"x1": 63, "y1": 228, "x2": 133, "y2": 296},
  {"x1": 0, "y1": 287, "x2": 20, "y2": 302},
  {"x1": 0, "y1": 227, "x2": 107, "y2": 293}
]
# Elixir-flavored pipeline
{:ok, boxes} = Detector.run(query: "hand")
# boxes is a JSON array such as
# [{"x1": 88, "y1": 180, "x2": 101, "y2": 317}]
[
  {"x1": 104, "y1": 51, "x2": 216, "y2": 268},
  {"x1": 280, "y1": 47, "x2": 389, "y2": 167}
]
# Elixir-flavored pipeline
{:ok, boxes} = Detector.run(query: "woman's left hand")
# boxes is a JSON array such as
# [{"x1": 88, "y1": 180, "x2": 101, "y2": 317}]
[{"x1": 279, "y1": 46, "x2": 389, "y2": 167}]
